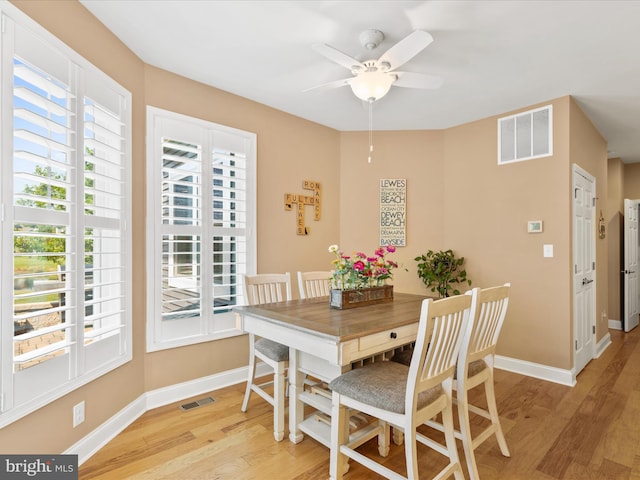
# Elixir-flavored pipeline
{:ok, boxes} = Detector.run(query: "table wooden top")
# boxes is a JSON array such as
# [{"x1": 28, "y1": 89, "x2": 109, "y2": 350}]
[{"x1": 234, "y1": 292, "x2": 431, "y2": 342}]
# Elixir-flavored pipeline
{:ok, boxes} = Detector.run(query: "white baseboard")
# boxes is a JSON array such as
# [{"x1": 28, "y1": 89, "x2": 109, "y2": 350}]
[
  {"x1": 65, "y1": 362, "x2": 271, "y2": 466},
  {"x1": 69, "y1": 355, "x2": 576, "y2": 465},
  {"x1": 69, "y1": 350, "x2": 604, "y2": 465},
  {"x1": 609, "y1": 319, "x2": 622, "y2": 330},
  {"x1": 495, "y1": 332, "x2": 613, "y2": 387},
  {"x1": 494, "y1": 355, "x2": 575, "y2": 387},
  {"x1": 595, "y1": 332, "x2": 612, "y2": 358},
  {"x1": 64, "y1": 395, "x2": 147, "y2": 466},
  {"x1": 145, "y1": 364, "x2": 260, "y2": 410}
]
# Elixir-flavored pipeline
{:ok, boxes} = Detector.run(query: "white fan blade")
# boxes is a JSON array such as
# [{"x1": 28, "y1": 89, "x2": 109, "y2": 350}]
[
  {"x1": 303, "y1": 77, "x2": 351, "y2": 93},
  {"x1": 312, "y1": 43, "x2": 364, "y2": 71},
  {"x1": 378, "y1": 30, "x2": 434, "y2": 71},
  {"x1": 393, "y1": 71, "x2": 443, "y2": 89}
]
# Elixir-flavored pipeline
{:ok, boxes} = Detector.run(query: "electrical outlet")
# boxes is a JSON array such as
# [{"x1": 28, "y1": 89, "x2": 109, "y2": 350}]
[{"x1": 73, "y1": 401, "x2": 85, "y2": 428}]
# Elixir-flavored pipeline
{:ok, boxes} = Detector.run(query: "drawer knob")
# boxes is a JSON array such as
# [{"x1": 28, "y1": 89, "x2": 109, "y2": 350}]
[{"x1": 390, "y1": 332, "x2": 397, "y2": 339}]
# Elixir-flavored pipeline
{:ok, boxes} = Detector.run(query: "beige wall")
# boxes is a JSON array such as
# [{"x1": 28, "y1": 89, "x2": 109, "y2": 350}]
[
  {"x1": 339, "y1": 130, "x2": 445, "y2": 294},
  {"x1": 2, "y1": 0, "x2": 612, "y2": 456},
  {"x1": 624, "y1": 163, "x2": 640, "y2": 199},
  {"x1": 2, "y1": 0, "x2": 341, "y2": 453},
  {"x1": 339, "y1": 97, "x2": 608, "y2": 370},
  {"x1": 444, "y1": 98, "x2": 573, "y2": 368},
  {"x1": 142, "y1": 65, "x2": 341, "y2": 390},
  {"x1": 569, "y1": 98, "x2": 609, "y2": 343},
  {"x1": 607, "y1": 158, "x2": 624, "y2": 321}
]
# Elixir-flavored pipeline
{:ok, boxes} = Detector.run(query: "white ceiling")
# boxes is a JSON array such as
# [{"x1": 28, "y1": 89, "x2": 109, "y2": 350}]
[{"x1": 79, "y1": 0, "x2": 640, "y2": 162}]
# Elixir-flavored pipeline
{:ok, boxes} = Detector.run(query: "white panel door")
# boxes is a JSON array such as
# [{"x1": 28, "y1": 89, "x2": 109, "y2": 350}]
[
  {"x1": 624, "y1": 199, "x2": 640, "y2": 332},
  {"x1": 572, "y1": 166, "x2": 595, "y2": 376}
]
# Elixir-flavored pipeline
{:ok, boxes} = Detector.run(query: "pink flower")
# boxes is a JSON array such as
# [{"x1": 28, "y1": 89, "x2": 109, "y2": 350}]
[{"x1": 327, "y1": 243, "x2": 398, "y2": 290}]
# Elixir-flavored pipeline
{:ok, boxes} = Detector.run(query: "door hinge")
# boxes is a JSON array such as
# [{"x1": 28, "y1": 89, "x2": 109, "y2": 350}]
[
  {"x1": 575, "y1": 339, "x2": 578, "y2": 350},
  {"x1": 592, "y1": 197, "x2": 596, "y2": 207},
  {"x1": 575, "y1": 264, "x2": 578, "y2": 274},
  {"x1": 593, "y1": 325, "x2": 596, "y2": 334},
  {"x1": 593, "y1": 261, "x2": 596, "y2": 270}
]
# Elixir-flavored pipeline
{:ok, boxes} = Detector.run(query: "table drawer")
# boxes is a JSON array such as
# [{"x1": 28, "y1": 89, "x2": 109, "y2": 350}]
[{"x1": 358, "y1": 323, "x2": 418, "y2": 352}]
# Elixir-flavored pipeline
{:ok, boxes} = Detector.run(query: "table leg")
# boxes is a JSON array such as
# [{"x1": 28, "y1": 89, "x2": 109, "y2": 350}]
[{"x1": 288, "y1": 346, "x2": 305, "y2": 443}]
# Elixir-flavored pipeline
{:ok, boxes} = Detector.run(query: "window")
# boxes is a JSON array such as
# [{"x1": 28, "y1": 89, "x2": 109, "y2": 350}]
[
  {"x1": 146, "y1": 107, "x2": 256, "y2": 351},
  {"x1": 0, "y1": 5, "x2": 132, "y2": 426},
  {"x1": 498, "y1": 105, "x2": 553, "y2": 164}
]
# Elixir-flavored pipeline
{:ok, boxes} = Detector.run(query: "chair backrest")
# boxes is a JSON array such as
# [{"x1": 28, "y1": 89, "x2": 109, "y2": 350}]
[
  {"x1": 461, "y1": 283, "x2": 510, "y2": 369},
  {"x1": 297, "y1": 271, "x2": 331, "y2": 299},
  {"x1": 243, "y1": 273, "x2": 292, "y2": 306},
  {"x1": 407, "y1": 294, "x2": 472, "y2": 414}
]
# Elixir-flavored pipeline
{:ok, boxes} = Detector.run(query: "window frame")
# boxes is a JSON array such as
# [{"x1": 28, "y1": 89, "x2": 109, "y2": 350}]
[
  {"x1": 0, "y1": 2, "x2": 132, "y2": 428},
  {"x1": 145, "y1": 106, "x2": 256, "y2": 352}
]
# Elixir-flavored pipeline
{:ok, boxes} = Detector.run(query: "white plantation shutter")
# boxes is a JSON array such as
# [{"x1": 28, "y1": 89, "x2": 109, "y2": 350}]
[
  {"x1": 161, "y1": 137, "x2": 203, "y2": 325},
  {"x1": 82, "y1": 93, "x2": 128, "y2": 371},
  {"x1": 146, "y1": 107, "x2": 256, "y2": 351},
  {"x1": 0, "y1": 6, "x2": 131, "y2": 426},
  {"x1": 211, "y1": 143, "x2": 249, "y2": 322}
]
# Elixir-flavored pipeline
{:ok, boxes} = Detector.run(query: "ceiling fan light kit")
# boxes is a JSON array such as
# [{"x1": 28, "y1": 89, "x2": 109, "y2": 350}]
[
  {"x1": 349, "y1": 69, "x2": 395, "y2": 102},
  {"x1": 309, "y1": 29, "x2": 442, "y2": 161},
  {"x1": 309, "y1": 29, "x2": 439, "y2": 101}
]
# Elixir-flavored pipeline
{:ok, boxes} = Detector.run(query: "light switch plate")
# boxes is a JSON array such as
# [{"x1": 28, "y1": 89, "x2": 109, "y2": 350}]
[{"x1": 543, "y1": 244, "x2": 554, "y2": 258}]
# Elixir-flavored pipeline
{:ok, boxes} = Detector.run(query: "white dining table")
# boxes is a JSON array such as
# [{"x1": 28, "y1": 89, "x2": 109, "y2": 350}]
[{"x1": 234, "y1": 292, "x2": 428, "y2": 445}]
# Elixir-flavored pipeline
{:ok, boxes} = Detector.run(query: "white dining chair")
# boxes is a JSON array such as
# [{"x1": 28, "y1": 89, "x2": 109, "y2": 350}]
[
  {"x1": 241, "y1": 272, "x2": 292, "y2": 441},
  {"x1": 425, "y1": 283, "x2": 511, "y2": 480},
  {"x1": 328, "y1": 294, "x2": 472, "y2": 480},
  {"x1": 297, "y1": 270, "x2": 331, "y2": 299},
  {"x1": 457, "y1": 283, "x2": 511, "y2": 479}
]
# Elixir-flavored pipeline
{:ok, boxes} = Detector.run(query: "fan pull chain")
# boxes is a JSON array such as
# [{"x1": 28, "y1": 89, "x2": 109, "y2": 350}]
[{"x1": 368, "y1": 99, "x2": 373, "y2": 163}]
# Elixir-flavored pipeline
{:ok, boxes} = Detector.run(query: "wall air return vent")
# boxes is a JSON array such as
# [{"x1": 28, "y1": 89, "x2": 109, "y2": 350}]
[{"x1": 498, "y1": 105, "x2": 553, "y2": 165}]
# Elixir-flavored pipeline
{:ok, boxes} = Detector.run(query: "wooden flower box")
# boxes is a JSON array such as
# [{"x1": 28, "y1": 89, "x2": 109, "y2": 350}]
[{"x1": 329, "y1": 285, "x2": 394, "y2": 310}]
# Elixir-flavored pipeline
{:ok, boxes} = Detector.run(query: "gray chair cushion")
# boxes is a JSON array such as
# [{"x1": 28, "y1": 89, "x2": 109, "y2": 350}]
[
  {"x1": 255, "y1": 338, "x2": 289, "y2": 362},
  {"x1": 393, "y1": 350, "x2": 487, "y2": 379},
  {"x1": 329, "y1": 361, "x2": 443, "y2": 414},
  {"x1": 453, "y1": 359, "x2": 487, "y2": 379},
  {"x1": 390, "y1": 347, "x2": 413, "y2": 366}
]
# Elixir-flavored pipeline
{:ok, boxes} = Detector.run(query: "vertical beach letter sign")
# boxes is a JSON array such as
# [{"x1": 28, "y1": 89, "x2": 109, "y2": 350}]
[{"x1": 380, "y1": 179, "x2": 406, "y2": 246}]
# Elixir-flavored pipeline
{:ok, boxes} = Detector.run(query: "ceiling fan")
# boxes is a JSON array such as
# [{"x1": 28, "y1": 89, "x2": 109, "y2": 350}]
[{"x1": 306, "y1": 29, "x2": 443, "y2": 102}]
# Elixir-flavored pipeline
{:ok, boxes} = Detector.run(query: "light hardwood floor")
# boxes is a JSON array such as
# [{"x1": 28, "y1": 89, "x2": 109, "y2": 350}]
[{"x1": 79, "y1": 327, "x2": 640, "y2": 479}]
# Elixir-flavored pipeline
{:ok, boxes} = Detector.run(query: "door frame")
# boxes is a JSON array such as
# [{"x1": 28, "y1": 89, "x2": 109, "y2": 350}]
[{"x1": 572, "y1": 164, "x2": 596, "y2": 378}]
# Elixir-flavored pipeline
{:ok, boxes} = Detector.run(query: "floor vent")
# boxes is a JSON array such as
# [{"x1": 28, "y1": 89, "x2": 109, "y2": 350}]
[{"x1": 179, "y1": 396, "x2": 215, "y2": 411}]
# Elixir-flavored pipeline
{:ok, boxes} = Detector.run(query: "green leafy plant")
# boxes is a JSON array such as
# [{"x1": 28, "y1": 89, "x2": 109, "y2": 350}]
[{"x1": 415, "y1": 249, "x2": 471, "y2": 298}]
